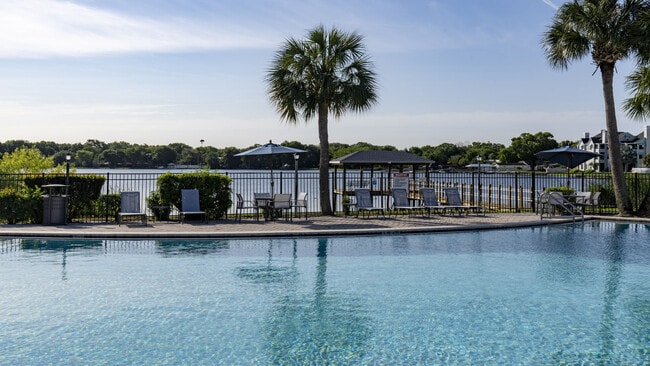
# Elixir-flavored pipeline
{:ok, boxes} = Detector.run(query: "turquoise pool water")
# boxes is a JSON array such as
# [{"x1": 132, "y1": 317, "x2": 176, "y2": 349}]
[{"x1": 1, "y1": 221, "x2": 649, "y2": 365}]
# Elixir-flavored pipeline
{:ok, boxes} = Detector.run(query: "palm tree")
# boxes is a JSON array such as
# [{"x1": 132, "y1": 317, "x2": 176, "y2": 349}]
[
  {"x1": 542, "y1": 0, "x2": 650, "y2": 216},
  {"x1": 624, "y1": 66, "x2": 650, "y2": 119},
  {"x1": 266, "y1": 25, "x2": 378, "y2": 215}
]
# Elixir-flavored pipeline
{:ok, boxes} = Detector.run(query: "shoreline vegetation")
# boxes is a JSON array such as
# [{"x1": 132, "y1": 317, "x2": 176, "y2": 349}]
[{"x1": 0, "y1": 132, "x2": 581, "y2": 171}]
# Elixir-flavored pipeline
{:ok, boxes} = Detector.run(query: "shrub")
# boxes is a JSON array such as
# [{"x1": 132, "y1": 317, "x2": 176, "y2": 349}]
[
  {"x1": 147, "y1": 190, "x2": 170, "y2": 221},
  {"x1": 0, "y1": 187, "x2": 42, "y2": 224},
  {"x1": 155, "y1": 171, "x2": 232, "y2": 219},
  {"x1": 545, "y1": 186, "x2": 575, "y2": 196},
  {"x1": 25, "y1": 174, "x2": 105, "y2": 222}
]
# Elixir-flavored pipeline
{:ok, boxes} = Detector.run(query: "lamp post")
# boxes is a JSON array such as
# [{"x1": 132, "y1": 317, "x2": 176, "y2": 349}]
[
  {"x1": 199, "y1": 139, "x2": 205, "y2": 168},
  {"x1": 65, "y1": 153, "x2": 71, "y2": 195},
  {"x1": 65, "y1": 153, "x2": 71, "y2": 224},
  {"x1": 476, "y1": 155, "x2": 482, "y2": 207},
  {"x1": 293, "y1": 153, "x2": 299, "y2": 214}
]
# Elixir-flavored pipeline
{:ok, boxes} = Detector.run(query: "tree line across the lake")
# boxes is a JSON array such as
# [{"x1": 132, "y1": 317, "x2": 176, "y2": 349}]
[{"x1": 0, "y1": 132, "x2": 577, "y2": 171}]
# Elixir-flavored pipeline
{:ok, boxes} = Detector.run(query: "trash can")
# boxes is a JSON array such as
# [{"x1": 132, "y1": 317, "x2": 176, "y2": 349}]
[{"x1": 42, "y1": 184, "x2": 68, "y2": 225}]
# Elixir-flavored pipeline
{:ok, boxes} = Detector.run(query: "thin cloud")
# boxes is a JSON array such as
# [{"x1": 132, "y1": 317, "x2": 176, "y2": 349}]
[
  {"x1": 541, "y1": 0, "x2": 559, "y2": 10},
  {"x1": 0, "y1": 0, "x2": 274, "y2": 58}
]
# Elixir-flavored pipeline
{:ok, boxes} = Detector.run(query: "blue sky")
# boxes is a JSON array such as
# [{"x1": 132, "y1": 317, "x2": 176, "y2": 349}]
[{"x1": 0, "y1": 0, "x2": 646, "y2": 149}]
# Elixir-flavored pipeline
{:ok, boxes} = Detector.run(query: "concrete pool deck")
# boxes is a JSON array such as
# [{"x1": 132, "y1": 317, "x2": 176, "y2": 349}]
[{"x1": 0, "y1": 213, "x2": 633, "y2": 239}]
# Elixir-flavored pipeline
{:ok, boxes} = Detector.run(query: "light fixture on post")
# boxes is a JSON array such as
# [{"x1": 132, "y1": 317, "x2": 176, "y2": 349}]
[
  {"x1": 65, "y1": 153, "x2": 71, "y2": 195},
  {"x1": 476, "y1": 155, "x2": 482, "y2": 208},
  {"x1": 293, "y1": 153, "x2": 299, "y2": 213},
  {"x1": 65, "y1": 152, "x2": 71, "y2": 224}
]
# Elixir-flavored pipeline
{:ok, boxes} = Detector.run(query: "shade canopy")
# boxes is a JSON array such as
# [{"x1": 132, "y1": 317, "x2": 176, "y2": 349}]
[
  {"x1": 535, "y1": 146, "x2": 599, "y2": 168},
  {"x1": 235, "y1": 140, "x2": 305, "y2": 157}
]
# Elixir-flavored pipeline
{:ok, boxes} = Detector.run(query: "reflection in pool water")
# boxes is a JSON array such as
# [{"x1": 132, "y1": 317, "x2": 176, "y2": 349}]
[{"x1": 1, "y1": 221, "x2": 649, "y2": 364}]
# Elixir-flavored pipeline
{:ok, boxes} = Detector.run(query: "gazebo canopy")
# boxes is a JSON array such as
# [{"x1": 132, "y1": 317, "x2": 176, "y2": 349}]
[{"x1": 330, "y1": 150, "x2": 434, "y2": 166}]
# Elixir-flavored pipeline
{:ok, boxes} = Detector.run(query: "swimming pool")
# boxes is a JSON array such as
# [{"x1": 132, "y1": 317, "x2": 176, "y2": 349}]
[{"x1": 1, "y1": 221, "x2": 649, "y2": 364}]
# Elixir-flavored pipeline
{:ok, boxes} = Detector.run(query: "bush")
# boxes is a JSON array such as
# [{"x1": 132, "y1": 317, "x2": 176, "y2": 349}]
[
  {"x1": 95, "y1": 194, "x2": 121, "y2": 221},
  {"x1": 155, "y1": 171, "x2": 232, "y2": 219},
  {"x1": 545, "y1": 186, "x2": 575, "y2": 196},
  {"x1": 25, "y1": 174, "x2": 105, "y2": 222},
  {"x1": 147, "y1": 190, "x2": 170, "y2": 221},
  {"x1": 0, "y1": 187, "x2": 43, "y2": 224}
]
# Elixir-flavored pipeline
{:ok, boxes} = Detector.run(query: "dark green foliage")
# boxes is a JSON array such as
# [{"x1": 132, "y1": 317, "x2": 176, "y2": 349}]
[
  {"x1": 95, "y1": 194, "x2": 121, "y2": 221},
  {"x1": 0, "y1": 187, "x2": 42, "y2": 224},
  {"x1": 146, "y1": 190, "x2": 170, "y2": 221},
  {"x1": 24, "y1": 174, "x2": 105, "y2": 222},
  {"x1": 156, "y1": 171, "x2": 232, "y2": 219}
]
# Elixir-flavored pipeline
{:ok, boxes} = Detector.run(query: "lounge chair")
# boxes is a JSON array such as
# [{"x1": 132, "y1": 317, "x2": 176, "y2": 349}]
[
  {"x1": 294, "y1": 192, "x2": 308, "y2": 219},
  {"x1": 389, "y1": 188, "x2": 420, "y2": 217},
  {"x1": 118, "y1": 191, "x2": 147, "y2": 226},
  {"x1": 442, "y1": 187, "x2": 484, "y2": 216},
  {"x1": 419, "y1": 188, "x2": 447, "y2": 216},
  {"x1": 180, "y1": 189, "x2": 207, "y2": 223},
  {"x1": 272, "y1": 193, "x2": 292, "y2": 221},
  {"x1": 235, "y1": 193, "x2": 259, "y2": 222},
  {"x1": 353, "y1": 188, "x2": 384, "y2": 218}
]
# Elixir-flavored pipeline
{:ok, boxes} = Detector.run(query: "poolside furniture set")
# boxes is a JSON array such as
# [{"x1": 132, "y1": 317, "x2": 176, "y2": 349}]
[
  {"x1": 118, "y1": 186, "x2": 487, "y2": 225},
  {"x1": 351, "y1": 187, "x2": 486, "y2": 218}
]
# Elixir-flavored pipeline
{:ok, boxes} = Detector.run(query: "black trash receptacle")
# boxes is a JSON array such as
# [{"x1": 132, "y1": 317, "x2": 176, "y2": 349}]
[{"x1": 42, "y1": 184, "x2": 68, "y2": 225}]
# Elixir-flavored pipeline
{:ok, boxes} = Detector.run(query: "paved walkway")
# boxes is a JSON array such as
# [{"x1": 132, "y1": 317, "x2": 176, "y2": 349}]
[{"x1": 0, "y1": 213, "x2": 600, "y2": 238}]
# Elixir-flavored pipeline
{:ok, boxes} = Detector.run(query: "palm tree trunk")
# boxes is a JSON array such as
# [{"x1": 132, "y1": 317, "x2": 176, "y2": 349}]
[
  {"x1": 318, "y1": 103, "x2": 333, "y2": 215},
  {"x1": 601, "y1": 63, "x2": 634, "y2": 216}
]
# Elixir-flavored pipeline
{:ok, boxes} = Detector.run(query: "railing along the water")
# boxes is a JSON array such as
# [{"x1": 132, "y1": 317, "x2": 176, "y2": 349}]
[{"x1": 0, "y1": 169, "x2": 643, "y2": 223}]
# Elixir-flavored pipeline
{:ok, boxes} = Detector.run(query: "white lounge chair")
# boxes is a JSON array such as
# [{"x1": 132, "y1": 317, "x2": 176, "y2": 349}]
[
  {"x1": 419, "y1": 188, "x2": 447, "y2": 216},
  {"x1": 389, "y1": 188, "x2": 420, "y2": 217},
  {"x1": 118, "y1": 191, "x2": 147, "y2": 226},
  {"x1": 353, "y1": 188, "x2": 384, "y2": 218},
  {"x1": 180, "y1": 189, "x2": 207, "y2": 223},
  {"x1": 442, "y1": 187, "x2": 484, "y2": 216}
]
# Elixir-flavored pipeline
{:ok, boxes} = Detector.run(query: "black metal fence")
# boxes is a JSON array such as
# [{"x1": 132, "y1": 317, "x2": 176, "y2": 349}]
[{"x1": 1, "y1": 170, "x2": 649, "y2": 223}]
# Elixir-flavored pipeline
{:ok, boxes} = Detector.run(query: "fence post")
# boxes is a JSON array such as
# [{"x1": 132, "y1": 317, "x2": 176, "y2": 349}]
[
  {"x1": 105, "y1": 172, "x2": 110, "y2": 222},
  {"x1": 530, "y1": 171, "x2": 535, "y2": 213}
]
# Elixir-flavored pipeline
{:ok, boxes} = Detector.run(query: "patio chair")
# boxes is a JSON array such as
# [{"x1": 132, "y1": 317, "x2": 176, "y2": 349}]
[
  {"x1": 353, "y1": 188, "x2": 384, "y2": 218},
  {"x1": 389, "y1": 188, "x2": 420, "y2": 217},
  {"x1": 180, "y1": 189, "x2": 207, "y2": 223},
  {"x1": 235, "y1": 193, "x2": 259, "y2": 222},
  {"x1": 575, "y1": 191, "x2": 601, "y2": 214},
  {"x1": 254, "y1": 192, "x2": 273, "y2": 220},
  {"x1": 539, "y1": 191, "x2": 583, "y2": 221},
  {"x1": 272, "y1": 193, "x2": 293, "y2": 221},
  {"x1": 294, "y1": 192, "x2": 308, "y2": 219},
  {"x1": 442, "y1": 187, "x2": 484, "y2": 216},
  {"x1": 118, "y1": 191, "x2": 147, "y2": 226},
  {"x1": 419, "y1": 188, "x2": 447, "y2": 217}
]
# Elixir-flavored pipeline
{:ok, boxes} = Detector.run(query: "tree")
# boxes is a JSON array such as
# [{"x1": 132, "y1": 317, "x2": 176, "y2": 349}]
[
  {"x1": 267, "y1": 25, "x2": 378, "y2": 215},
  {"x1": 499, "y1": 132, "x2": 558, "y2": 169},
  {"x1": 624, "y1": 66, "x2": 650, "y2": 119},
  {"x1": 542, "y1": 0, "x2": 650, "y2": 216},
  {"x1": 0, "y1": 147, "x2": 55, "y2": 174}
]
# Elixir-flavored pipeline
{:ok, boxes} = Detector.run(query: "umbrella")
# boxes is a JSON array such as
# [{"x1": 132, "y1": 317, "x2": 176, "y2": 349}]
[
  {"x1": 235, "y1": 140, "x2": 305, "y2": 193},
  {"x1": 535, "y1": 146, "x2": 599, "y2": 186}
]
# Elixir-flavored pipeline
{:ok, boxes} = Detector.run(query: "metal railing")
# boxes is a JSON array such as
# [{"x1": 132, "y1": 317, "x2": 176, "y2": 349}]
[{"x1": 0, "y1": 170, "x2": 647, "y2": 223}]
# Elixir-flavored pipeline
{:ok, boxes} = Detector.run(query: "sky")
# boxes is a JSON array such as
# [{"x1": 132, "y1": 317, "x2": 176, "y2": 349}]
[{"x1": 1, "y1": 0, "x2": 648, "y2": 150}]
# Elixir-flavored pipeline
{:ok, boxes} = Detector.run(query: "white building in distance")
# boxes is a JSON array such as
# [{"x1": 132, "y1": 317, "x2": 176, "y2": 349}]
[{"x1": 577, "y1": 125, "x2": 650, "y2": 172}]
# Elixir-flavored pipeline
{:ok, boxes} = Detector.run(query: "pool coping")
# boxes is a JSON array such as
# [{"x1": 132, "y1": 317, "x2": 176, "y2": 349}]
[{"x1": 0, "y1": 213, "x2": 639, "y2": 239}]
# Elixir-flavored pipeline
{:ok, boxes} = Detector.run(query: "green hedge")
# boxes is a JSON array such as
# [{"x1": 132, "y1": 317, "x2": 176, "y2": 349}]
[
  {"x1": 0, "y1": 187, "x2": 43, "y2": 224},
  {"x1": 155, "y1": 171, "x2": 232, "y2": 219},
  {"x1": 25, "y1": 174, "x2": 106, "y2": 222}
]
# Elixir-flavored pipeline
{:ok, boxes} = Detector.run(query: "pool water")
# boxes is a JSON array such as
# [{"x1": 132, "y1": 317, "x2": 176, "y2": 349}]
[{"x1": 1, "y1": 221, "x2": 649, "y2": 365}]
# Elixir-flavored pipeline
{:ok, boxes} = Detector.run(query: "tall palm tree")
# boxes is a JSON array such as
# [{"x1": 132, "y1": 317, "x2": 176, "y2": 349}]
[
  {"x1": 542, "y1": 0, "x2": 650, "y2": 216},
  {"x1": 266, "y1": 25, "x2": 378, "y2": 215}
]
